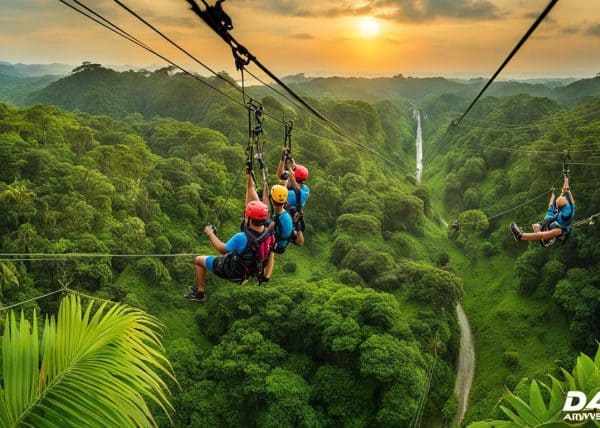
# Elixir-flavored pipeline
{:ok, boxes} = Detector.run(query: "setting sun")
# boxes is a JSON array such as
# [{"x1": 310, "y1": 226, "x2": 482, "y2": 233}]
[{"x1": 358, "y1": 16, "x2": 380, "y2": 38}]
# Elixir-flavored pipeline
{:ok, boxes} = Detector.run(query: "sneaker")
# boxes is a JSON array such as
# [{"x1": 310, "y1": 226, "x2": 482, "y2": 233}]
[
  {"x1": 184, "y1": 288, "x2": 206, "y2": 302},
  {"x1": 510, "y1": 223, "x2": 523, "y2": 241}
]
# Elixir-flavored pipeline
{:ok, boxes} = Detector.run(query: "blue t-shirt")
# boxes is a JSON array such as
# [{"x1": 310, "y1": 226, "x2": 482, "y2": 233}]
[
  {"x1": 287, "y1": 185, "x2": 310, "y2": 210},
  {"x1": 206, "y1": 232, "x2": 248, "y2": 273},
  {"x1": 225, "y1": 232, "x2": 249, "y2": 253},
  {"x1": 544, "y1": 192, "x2": 575, "y2": 230},
  {"x1": 270, "y1": 211, "x2": 293, "y2": 248}
]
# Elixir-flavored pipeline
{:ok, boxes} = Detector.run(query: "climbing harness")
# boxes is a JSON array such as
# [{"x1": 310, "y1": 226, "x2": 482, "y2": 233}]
[
  {"x1": 245, "y1": 100, "x2": 266, "y2": 186},
  {"x1": 539, "y1": 149, "x2": 571, "y2": 248}
]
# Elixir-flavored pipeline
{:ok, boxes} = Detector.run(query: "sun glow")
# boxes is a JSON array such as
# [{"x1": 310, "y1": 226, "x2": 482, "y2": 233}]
[{"x1": 358, "y1": 16, "x2": 381, "y2": 38}]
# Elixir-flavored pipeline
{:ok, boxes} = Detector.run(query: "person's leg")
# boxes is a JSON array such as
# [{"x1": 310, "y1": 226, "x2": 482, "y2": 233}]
[
  {"x1": 520, "y1": 228, "x2": 562, "y2": 241},
  {"x1": 195, "y1": 256, "x2": 209, "y2": 293},
  {"x1": 246, "y1": 174, "x2": 260, "y2": 205}
]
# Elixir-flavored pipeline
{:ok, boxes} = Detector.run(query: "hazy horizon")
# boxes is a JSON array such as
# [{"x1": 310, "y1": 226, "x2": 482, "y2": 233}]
[
  {"x1": 2, "y1": 59, "x2": 597, "y2": 83},
  {"x1": 2, "y1": 0, "x2": 600, "y2": 80}
]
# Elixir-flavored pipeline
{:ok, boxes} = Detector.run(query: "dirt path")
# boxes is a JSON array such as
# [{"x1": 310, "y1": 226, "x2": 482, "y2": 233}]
[{"x1": 454, "y1": 303, "x2": 475, "y2": 426}]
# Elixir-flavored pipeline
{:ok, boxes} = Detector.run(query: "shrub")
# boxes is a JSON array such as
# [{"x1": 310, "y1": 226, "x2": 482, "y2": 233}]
[
  {"x1": 431, "y1": 250, "x2": 450, "y2": 267},
  {"x1": 503, "y1": 351, "x2": 520, "y2": 369},
  {"x1": 135, "y1": 257, "x2": 171, "y2": 285},
  {"x1": 282, "y1": 261, "x2": 297, "y2": 273},
  {"x1": 330, "y1": 235, "x2": 353, "y2": 266},
  {"x1": 338, "y1": 269, "x2": 365, "y2": 286},
  {"x1": 481, "y1": 242, "x2": 498, "y2": 257},
  {"x1": 336, "y1": 213, "x2": 381, "y2": 237},
  {"x1": 374, "y1": 272, "x2": 400, "y2": 291},
  {"x1": 382, "y1": 192, "x2": 424, "y2": 236}
]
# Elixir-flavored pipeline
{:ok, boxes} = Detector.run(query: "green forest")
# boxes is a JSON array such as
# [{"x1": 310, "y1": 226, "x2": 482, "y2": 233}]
[{"x1": 1, "y1": 63, "x2": 600, "y2": 426}]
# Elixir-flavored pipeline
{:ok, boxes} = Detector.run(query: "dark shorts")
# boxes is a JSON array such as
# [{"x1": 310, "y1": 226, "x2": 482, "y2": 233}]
[{"x1": 211, "y1": 254, "x2": 245, "y2": 283}]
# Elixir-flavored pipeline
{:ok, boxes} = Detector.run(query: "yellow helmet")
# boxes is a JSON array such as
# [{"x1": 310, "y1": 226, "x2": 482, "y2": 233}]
[{"x1": 270, "y1": 184, "x2": 288, "y2": 204}]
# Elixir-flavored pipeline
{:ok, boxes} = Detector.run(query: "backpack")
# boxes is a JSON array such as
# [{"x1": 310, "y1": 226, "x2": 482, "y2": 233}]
[{"x1": 239, "y1": 228, "x2": 276, "y2": 284}]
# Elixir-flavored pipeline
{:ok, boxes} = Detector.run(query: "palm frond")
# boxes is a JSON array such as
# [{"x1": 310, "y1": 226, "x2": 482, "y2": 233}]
[{"x1": 0, "y1": 294, "x2": 175, "y2": 427}]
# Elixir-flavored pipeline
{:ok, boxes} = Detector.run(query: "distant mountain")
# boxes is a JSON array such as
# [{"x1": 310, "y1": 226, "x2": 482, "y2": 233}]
[
  {"x1": 7, "y1": 63, "x2": 600, "y2": 118},
  {"x1": 0, "y1": 61, "x2": 72, "y2": 77},
  {"x1": 553, "y1": 75, "x2": 600, "y2": 105},
  {"x1": 23, "y1": 65, "x2": 240, "y2": 127},
  {"x1": 0, "y1": 72, "x2": 62, "y2": 105}
]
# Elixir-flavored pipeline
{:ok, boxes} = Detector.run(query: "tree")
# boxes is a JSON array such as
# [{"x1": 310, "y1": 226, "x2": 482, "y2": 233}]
[
  {"x1": 410, "y1": 269, "x2": 464, "y2": 311},
  {"x1": 382, "y1": 192, "x2": 425, "y2": 236},
  {"x1": 0, "y1": 294, "x2": 174, "y2": 427},
  {"x1": 0, "y1": 180, "x2": 36, "y2": 225},
  {"x1": 71, "y1": 61, "x2": 102, "y2": 74},
  {"x1": 0, "y1": 261, "x2": 19, "y2": 297}
]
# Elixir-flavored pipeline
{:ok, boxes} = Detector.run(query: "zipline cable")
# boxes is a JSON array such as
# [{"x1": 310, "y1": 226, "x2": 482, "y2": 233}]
[
  {"x1": 0, "y1": 253, "x2": 197, "y2": 260},
  {"x1": 0, "y1": 288, "x2": 67, "y2": 313},
  {"x1": 61, "y1": 0, "x2": 405, "y2": 172},
  {"x1": 111, "y1": 0, "x2": 245, "y2": 96},
  {"x1": 184, "y1": 0, "x2": 407, "y2": 171},
  {"x1": 423, "y1": 0, "x2": 558, "y2": 166},
  {"x1": 59, "y1": 0, "x2": 248, "y2": 109},
  {"x1": 454, "y1": 0, "x2": 558, "y2": 128}
]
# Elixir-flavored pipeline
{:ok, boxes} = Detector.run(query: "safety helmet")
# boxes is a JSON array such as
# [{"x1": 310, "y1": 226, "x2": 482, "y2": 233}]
[
  {"x1": 245, "y1": 200, "x2": 269, "y2": 221},
  {"x1": 270, "y1": 185, "x2": 288, "y2": 204},
  {"x1": 293, "y1": 164, "x2": 309, "y2": 181}
]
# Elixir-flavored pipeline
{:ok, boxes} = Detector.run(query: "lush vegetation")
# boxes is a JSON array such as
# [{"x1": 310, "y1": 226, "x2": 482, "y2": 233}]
[
  {"x1": 469, "y1": 344, "x2": 600, "y2": 427},
  {"x1": 423, "y1": 92, "x2": 600, "y2": 423},
  {"x1": 0, "y1": 294, "x2": 173, "y2": 427},
  {"x1": 0, "y1": 68, "x2": 463, "y2": 426},
  {"x1": 1, "y1": 63, "x2": 600, "y2": 425}
]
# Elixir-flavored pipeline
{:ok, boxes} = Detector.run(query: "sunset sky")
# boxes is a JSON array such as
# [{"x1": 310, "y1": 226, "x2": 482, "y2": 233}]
[{"x1": 2, "y1": 0, "x2": 600, "y2": 78}]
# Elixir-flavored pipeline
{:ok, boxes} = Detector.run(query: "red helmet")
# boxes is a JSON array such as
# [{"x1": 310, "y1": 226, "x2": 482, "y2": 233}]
[
  {"x1": 245, "y1": 200, "x2": 269, "y2": 221},
  {"x1": 293, "y1": 164, "x2": 309, "y2": 181}
]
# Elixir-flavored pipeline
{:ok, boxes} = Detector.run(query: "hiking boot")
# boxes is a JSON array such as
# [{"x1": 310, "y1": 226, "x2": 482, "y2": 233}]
[
  {"x1": 510, "y1": 223, "x2": 523, "y2": 241},
  {"x1": 184, "y1": 288, "x2": 206, "y2": 302}
]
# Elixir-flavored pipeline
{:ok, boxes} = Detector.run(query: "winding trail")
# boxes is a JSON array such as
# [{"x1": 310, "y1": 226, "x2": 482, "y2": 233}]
[
  {"x1": 454, "y1": 304, "x2": 475, "y2": 426},
  {"x1": 413, "y1": 110, "x2": 474, "y2": 425}
]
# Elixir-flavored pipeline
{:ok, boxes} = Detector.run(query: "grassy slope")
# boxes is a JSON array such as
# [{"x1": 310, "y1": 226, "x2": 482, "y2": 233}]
[{"x1": 423, "y1": 155, "x2": 573, "y2": 424}]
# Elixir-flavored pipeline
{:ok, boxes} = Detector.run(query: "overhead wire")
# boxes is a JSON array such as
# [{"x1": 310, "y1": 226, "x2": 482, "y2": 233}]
[
  {"x1": 453, "y1": 0, "x2": 559, "y2": 128},
  {"x1": 184, "y1": 0, "x2": 411, "y2": 173},
  {"x1": 67, "y1": 0, "x2": 409, "y2": 176},
  {"x1": 59, "y1": 0, "x2": 247, "y2": 110},
  {"x1": 111, "y1": 0, "x2": 244, "y2": 95},
  {"x1": 423, "y1": 0, "x2": 559, "y2": 167},
  {"x1": 0, "y1": 288, "x2": 67, "y2": 313},
  {"x1": 59, "y1": 0, "x2": 418, "y2": 215},
  {"x1": 458, "y1": 105, "x2": 600, "y2": 132},
  {"x1": 424, "y1": 103, "x2": 600, "y2": 165}
]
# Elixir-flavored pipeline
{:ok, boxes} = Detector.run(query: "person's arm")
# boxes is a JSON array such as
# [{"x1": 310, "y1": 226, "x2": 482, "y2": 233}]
[
  {"x1": 288, "y1": 169, "x2": 300, "y2": 191},
  {"x1": 246, "y1": 173, "x2": 260, "y2": 205},
  {"x1": 261, "y1": 179, "x2": 270, "y2": 207},
  {"x1": 204, "y1": 226, "x2": 227, "y2": 254},
  {"x1": 276, "y1": 148, "x2": 287, "y2": 178},
  {"x1": 562, "y1": 176, "x2": 574, "y2": 204}
]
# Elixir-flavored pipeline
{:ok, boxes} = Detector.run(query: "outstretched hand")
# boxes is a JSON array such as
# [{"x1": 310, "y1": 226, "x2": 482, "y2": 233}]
[{"x1": 204, "y1": 225, "x2": 216, "y2": 236}]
